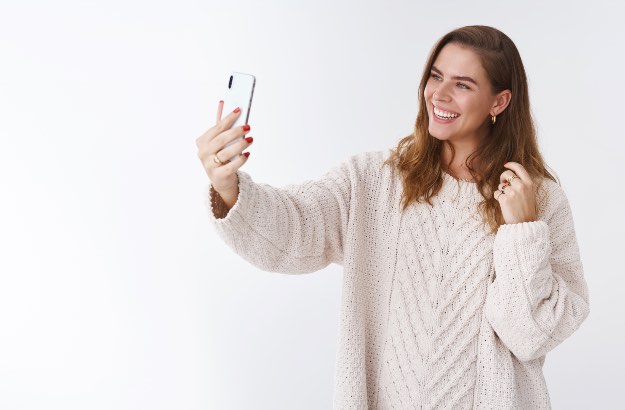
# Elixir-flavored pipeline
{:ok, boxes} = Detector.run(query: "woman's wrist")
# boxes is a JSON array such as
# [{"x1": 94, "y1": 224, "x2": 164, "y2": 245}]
[
  {"x1": 217, "y1": 187, "x2": 239, "y2": 209},
  {"x1": 210, "y1": 186, "x2": 239, "y2": 218}
]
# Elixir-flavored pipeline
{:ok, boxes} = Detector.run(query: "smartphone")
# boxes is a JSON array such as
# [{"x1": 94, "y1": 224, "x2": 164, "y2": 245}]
[{"x1": 221, "y1": 72, "x2": 256, "y2": 163}]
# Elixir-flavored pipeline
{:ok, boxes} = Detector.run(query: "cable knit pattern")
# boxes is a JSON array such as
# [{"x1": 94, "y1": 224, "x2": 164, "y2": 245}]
[
  {"x1": 377, "y1": 176, "x2": 491, "y2": 409},
  {"x1": 205, "y1": 149, "x2": 590, "y2": 409}
]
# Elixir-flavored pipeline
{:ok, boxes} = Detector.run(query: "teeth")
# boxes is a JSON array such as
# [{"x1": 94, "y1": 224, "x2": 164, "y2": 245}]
[{"x1": 434, "y1": 106, "x2": 459, "y2": 118}]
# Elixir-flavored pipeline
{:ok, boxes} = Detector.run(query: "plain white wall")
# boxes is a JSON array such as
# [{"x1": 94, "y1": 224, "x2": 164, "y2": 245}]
[{"x1": 1, "y1": 0, "x2": 623, "y2": 409}]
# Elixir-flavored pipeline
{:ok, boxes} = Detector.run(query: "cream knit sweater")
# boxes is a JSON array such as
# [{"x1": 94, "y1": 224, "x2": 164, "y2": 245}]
[{"x1": 205, "y1": 149, "x2": 590, "y2": 409}]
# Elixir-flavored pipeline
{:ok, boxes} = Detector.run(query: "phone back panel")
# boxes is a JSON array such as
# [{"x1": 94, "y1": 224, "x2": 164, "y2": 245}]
[
  {"x1": 223, "y1": 72, "x2": 255, "y2": 129},
  {"x1": 222, "y1": 72, "x2": 256, "y2": 162}
]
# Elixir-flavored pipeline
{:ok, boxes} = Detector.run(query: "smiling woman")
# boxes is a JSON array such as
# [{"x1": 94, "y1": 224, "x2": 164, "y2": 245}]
[
  {"x1": 203, "y1": 24, "x2": 589, "y2": 410},
  {"x1": 384, "y1": 25, "x2": 550, "y2": 234},
  {"x1": 425, "y1": 43, "x2": 511, "y2": 146}
]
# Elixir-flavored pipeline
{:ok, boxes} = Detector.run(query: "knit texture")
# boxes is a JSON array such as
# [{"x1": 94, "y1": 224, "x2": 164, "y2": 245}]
[{"x1": 205, "y1": 149, "x2": 590, "y2": 409}]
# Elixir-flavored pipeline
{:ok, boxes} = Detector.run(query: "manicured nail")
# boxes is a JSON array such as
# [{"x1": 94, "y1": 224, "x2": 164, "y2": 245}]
[
  {"x1": 244, "y1": 152, "x2": 250, "y2": 158},
  {"x1": 242, "y1": 124, "x2": 250, "y2": 131},
  {"x1": 233, "y1": 107, "x2": 241, "y2": 113},
  {"x1": 219, "y1": 100, "x2": 224, "y2": 104},
  {"x1": 245, "y1": 137, "x2": 253, "y2": 143}
]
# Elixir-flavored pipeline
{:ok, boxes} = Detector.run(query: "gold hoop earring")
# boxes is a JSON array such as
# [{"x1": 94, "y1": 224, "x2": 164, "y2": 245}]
[{"x1": 491, "y1": 115, "x2": 497, "y2": 125}]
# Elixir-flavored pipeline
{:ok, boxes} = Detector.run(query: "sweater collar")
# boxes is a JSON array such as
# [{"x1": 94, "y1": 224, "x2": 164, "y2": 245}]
[{"x1": 440, "y1": 171, "x2": 482, "y2": 204}]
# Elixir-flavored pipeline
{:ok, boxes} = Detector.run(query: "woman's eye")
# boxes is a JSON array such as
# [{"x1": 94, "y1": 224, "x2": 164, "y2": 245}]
[{"x1": 430, "y1": 74, "x2": 469, "y2": 90}]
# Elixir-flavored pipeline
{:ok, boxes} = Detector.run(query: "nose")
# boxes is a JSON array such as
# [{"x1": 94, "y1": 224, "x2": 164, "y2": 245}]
[{"x1": 432, "y1": 82, "x2": 452, "y2": 102}]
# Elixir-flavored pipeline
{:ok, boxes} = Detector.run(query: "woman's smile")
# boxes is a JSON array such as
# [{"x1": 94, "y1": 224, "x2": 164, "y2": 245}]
[{"x1": 432, "y1": 104, "x2": 461, "y2": 124}]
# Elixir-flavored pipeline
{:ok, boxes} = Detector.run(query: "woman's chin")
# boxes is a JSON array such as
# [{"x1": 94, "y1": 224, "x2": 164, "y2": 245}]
[{"x1": 429, "y1": 129, "x2": 453, "y2": 141}]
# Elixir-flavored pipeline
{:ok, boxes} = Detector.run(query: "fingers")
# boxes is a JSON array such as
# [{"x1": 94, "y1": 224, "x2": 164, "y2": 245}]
[
  {"x1": 499, "y1": 170, "x2": 516, "y2": 185},
  {"x1": 197, "y1": 101, "x2": 253, "y2": 192},
  {"x1": 216, "y1": 106, "x2": 242, "y2": 135},
  {"x1": 196, "y1": 103, "x2": 243, "y2": 153},
  {"x1": 198, "y1": 140, "x2": 250, "y2": 179},
  {"x1": 216, "y1": 100, "x2": 224, "y2": 124},
  {"x1": 501, "y1": 162, "x2": 532, "y2": 185},
  {"x1": 216, "y1": 150, "x2": 250, "y2": 174},
  {"x1": 199, "y1": 101, "x2": 253, "y2": 170},
  {"x1": 494, "y1": 178, "x2": 511, "y2": 201},
  {"x1": 212, "y1": 133, "x2": 253, "y2": 168},
  {"x1": 209, "y1": 106, "x2": 241, "y2": 143},
  {"x1": 198, "y1": 104, "x2": 242, "y2": 145},
  {"x1": 206, "y1": 124, "x2": 251, "y2": 163}
]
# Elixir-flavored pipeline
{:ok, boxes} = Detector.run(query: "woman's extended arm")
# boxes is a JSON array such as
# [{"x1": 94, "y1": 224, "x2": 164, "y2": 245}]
[
  {"x1": 484, "y1": 183, "x2": 590, "y2": 362},
  {"x1": 206, "y1": 156, "x2": 355, "y2": 274}
]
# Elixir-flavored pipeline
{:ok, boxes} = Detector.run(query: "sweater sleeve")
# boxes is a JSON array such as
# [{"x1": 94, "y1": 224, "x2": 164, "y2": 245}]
[
  {"x1": 484, "y1": 183, "x2": 590, "y2": 362},
  {"x1": 204, "y1": 157, "x2": 353, "y2": 274}
]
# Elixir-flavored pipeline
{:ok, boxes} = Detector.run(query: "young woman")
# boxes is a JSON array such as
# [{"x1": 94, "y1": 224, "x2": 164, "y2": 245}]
[{"x1": 197, "y1": 25, "x2": 589, "y2": 409}]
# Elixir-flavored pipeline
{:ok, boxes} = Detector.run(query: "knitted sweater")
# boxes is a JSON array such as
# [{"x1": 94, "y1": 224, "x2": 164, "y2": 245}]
[{"x1": 205, "y1": 149, "x2": 590, "y2": 409}]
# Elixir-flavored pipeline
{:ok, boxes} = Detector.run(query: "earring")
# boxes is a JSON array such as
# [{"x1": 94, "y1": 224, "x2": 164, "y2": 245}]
[{"x1": 491, "y1": 114, "x2": 497, "y2": 125}]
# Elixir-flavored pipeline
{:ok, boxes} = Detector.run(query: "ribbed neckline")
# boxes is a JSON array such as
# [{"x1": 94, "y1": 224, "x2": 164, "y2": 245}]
[
  {"x1": 442, "y1": 170, "x2": 477, "y2": 185},
  {"x1": 440, "y1": 171, "x2": 481, "y2": 203}
]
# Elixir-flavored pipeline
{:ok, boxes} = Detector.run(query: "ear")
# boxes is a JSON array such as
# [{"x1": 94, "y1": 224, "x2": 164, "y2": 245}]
[{"x1": 491, "y1": 89, "x2": 512, "y2": 116}]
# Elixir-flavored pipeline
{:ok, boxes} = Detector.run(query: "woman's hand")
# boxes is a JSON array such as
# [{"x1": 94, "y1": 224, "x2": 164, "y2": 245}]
[
  {"x1": 196, "y1": 100, "x2": 254, "y2": 196},
  {"x1": 494, "y1": 162, "x2": 538, "y2": 224}
]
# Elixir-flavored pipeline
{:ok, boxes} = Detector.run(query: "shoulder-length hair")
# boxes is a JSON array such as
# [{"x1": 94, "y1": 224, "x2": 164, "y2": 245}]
[{"x1": 383, "y1": 25, "x2": 558, "y2": 235}]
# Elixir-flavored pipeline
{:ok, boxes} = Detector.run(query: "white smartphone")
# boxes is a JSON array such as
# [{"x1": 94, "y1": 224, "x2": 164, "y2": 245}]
[{"x1": 221, "y1": 72, "x2": 256, "y2": 163}]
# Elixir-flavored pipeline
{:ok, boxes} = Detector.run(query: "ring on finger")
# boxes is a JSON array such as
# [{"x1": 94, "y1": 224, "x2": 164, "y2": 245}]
[
  {"x1": 213, "y1": 152, "x2": 223, "y2": 165},
  {"x1": 506, "y1": 174, "x2": 518, "y2": 184}
]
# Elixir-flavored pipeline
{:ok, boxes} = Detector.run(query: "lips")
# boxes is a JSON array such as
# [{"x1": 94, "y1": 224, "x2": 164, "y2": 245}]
[
  {"x1": 433, "y1": 104, "x2": 460, "y2": 117},
  {"x1": 432, "y1": 107, "x2": 460, "y2": 124},
  {"x1": 431, "y1": 104, "x2": 460, "y2": 123}
]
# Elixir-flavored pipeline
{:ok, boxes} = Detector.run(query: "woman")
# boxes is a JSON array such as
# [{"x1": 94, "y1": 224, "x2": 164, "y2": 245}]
[{"x1": 197, "y1": 25, "x2": 590, "y2": 409}]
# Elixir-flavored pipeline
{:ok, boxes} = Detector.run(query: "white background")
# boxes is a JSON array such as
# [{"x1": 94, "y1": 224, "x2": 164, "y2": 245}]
[{"x1": 1, "y1": 0, "x2": 623, "y2": 409}]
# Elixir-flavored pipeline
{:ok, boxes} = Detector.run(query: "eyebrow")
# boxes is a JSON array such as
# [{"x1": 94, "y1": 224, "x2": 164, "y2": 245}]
[{"x1": 431, "y1": 66, "x2": 479, "y2": 86}]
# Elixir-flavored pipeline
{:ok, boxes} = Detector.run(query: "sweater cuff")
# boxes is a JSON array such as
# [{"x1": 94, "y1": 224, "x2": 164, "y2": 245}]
[
  {"x1": 205, "y1": 170, "x2": 255, "y2": 237},
  {"x1": 493, "y1": 220, "x2": 551, "y2": 279},
  {"x1": 496, "y1": 220, "x2": 549, "y2": 242}
]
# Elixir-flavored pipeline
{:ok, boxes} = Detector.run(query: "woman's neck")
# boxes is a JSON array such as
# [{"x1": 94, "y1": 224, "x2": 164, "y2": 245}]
[
  {"x1": 440, "y1": 141, "x2": 481, "y2": 182},
  {"x1": 444, "y1": 165, "x2": 476, "y2": 182}
]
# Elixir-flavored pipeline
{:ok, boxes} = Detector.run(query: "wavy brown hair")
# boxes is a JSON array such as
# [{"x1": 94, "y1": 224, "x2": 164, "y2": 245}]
[{"x1": 383, "y1": 25, "x2": 558, "y2": 235}]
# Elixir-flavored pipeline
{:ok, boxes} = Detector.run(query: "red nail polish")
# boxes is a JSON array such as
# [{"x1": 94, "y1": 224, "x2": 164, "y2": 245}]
[
  {"x1": 245, "y1": 137, "x2": 253, "y2": 143},
  {"x1": 242, "y1": 124, "x2": 250, "y2": 131},
  {"x1": 233, "y1": 107, "x2": 241, "y2": 113},
  {"x1": 244, "y1": 152, "x2": 250, "y2": 158}
]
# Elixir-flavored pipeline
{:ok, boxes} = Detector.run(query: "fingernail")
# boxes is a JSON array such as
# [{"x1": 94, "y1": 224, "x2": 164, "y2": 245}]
[
  {"x1": 242, "y1": 124, "x2": 250, "y2": 131},
  {"x1": 233, "y1": 107, "x2": 241, "y2": 113},
  {"x1": 244, "y1": 152, "x2": 250, "y2": 158},
  {"x1": 219, "y1": 100, "x2": 224, "y2": 104},
  {"x1": 245, "y1": 136, "x2": 253, "y2": 143}
]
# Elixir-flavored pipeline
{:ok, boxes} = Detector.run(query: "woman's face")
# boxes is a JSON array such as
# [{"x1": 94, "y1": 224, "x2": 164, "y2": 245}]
[{"x1": 424, "y1": 42, "x2": 505, "y2": 143}]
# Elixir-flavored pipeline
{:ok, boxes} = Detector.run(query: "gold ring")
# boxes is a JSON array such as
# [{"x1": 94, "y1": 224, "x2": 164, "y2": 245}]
[
  {"x1": 495, "y1": 190, "x2": 504, "y2": 200},
  {"x1": 507, "y1": 174, "x2": 518, "y2": 184},
  {"x1": 213, "y1": 153, "x2": 223, "y2": 165}
]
